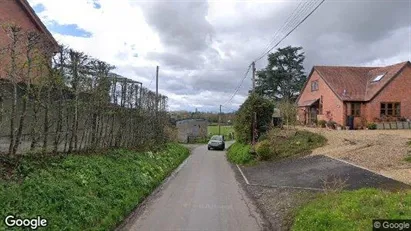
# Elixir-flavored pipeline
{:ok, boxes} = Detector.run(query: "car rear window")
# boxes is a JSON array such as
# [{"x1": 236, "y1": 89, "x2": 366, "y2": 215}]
[{"x1": 211, "y1": 136, "x2": 222, "y2": 141}]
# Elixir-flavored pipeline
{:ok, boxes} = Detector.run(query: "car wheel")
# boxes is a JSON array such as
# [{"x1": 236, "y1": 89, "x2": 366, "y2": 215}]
[{"x1": 207, "y1": 146, "x2": 210, "y2": 150}]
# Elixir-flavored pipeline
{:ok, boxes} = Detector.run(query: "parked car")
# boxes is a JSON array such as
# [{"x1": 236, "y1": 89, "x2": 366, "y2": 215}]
[{"x1": 207, "y1": 135, "x2": 225, "y2": 150}]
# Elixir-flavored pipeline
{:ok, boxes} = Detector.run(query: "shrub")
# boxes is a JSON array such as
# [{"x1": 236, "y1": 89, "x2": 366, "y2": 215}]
[
  {"x1": 226, "y1": 142, "x2": 253, "y2": 164},
  {"x1": 255, "y1": 140, "x2": 271, "y2": 160},
  {"x1": 318, "y1": 120, "x2": 326, "y2": 128},
  {"x1": 367, "y1": 122, "x2": 377, "y2": 130},
  {"x1": 326, "y1": 120, "x2": 337, "y2": 129},
  {"x1": 258, "y1": 132, "x2": 268, "y2": 142},
  {"x1": 234, "y1": 93, "x2": 274, "y2": 144},
  {"x1": 268, "y1": 130, "x2": 327, "y2": 159}
]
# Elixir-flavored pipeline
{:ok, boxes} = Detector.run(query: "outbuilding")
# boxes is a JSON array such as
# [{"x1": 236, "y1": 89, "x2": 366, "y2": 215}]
[{"x1": 176, "y1": 119, "x2": 209, "y2": 143}]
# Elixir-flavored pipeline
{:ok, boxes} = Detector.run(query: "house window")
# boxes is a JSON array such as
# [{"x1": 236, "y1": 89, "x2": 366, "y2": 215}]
[
  {"x1": 380, "y1": 102, "x2": 401, "y2": 117},
  {"x1": 311, "y1": 80, "x2": 319, "y2": 91},
  {"x1": 351, "y1": 103, "x2": 361, "y2": 117}
]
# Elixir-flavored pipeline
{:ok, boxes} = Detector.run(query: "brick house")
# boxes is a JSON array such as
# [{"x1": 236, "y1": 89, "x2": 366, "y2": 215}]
[
  {"x1": 296, "y1": 61, "x2": 411, "y2": 128},
  {"x1": 0, "y1": 0, "x2": 58, "y2": 79}
]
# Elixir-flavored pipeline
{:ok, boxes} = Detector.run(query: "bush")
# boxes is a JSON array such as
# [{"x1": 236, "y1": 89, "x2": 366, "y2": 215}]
[
  {"x1": 367, "y1": 122, "x2": 377, "y2": 130},
  {"x1": 0, "y1": 144, "x2": 190, "y2": 231},
  {"x1": 318, "y1": 120, "x2": 326, "y2": 128},
  {"x1": 226, "y1": 142, "x2": 254, "y2": 164},
  {"x1": 326, "y1": 120, "x2": 337, "y2": 129},
  {"x1": 258, "y1": 132, "x2": 268, "y2": 142},
  {"x1": 234, "y1": 93, "x2": 274, "y2": 144},
  {"x1": 269, "y1": 130, "x2": 327, "y2": 159},
  {"x1": 256, "y1": 140, "x2": 271, "y2": 160}
]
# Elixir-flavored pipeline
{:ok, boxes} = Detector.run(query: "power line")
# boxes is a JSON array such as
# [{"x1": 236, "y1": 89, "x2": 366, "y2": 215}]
[
  {"x1": 221, "y1": 105, "x2": 238, "y2": 112},
  {"x1": 221, "y1": 0, "x2": 326, "y2": 109},
  {"x1": 257, "y1": 0, "x2": 319, "y2": 61},
  {"x1": 254, "y1": 0, "x2": 326, "y2": 62},
  {"x1": 256, "y1": 0, "x2": 306, "y2": 60},
  {"x1": 222, "y1": 64, "x2": 252, "y2": 106},
  {"x1": 148, "y1": 75, "x2": 155, "y2": 88}
]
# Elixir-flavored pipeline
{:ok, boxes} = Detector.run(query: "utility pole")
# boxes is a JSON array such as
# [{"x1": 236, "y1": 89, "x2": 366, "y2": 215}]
[
  {"x1": 252, "y1": 112, "x2": 257, "y2": 145},
  {"x1": 252, "y1": 61, "x2": 256, "y2": 92},
  {"x1": 251, "y1": 61, "x2": 257, "y2": 147},
  {"x1": 155, "y1": 66, "x2": 159, "y2": 112},
  {"x1": 218, "y1": 105, "x2": 222, "y2": 135}
]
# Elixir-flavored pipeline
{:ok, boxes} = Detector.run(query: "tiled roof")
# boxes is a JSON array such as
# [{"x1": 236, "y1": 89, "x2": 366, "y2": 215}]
[
  {"x1": 314, "y1": 61, "x2": 410, "y2": 101},
  {"x1": 299, "y1": 99, "x2": 319, "y2": 107}
]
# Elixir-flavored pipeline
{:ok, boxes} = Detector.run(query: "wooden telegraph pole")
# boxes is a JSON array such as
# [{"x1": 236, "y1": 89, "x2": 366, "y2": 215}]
[
  {"x1": 155, "y1": 66, "x2": 159, "y2": 113},
  {"x1": 218, "y1": 105, "x2": 222, "y2": 135},
  {"x1": 251, "y1": 62, "x2": 257, "y2": 145}
]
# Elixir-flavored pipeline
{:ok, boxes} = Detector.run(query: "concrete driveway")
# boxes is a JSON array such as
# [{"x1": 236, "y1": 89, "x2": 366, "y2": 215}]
[
  {"x1": 240, "y1": 155, "x2": 410, "y2": 191},
  {"x1": 119, "y1": 144, "x2": 266, "y2": 231}
]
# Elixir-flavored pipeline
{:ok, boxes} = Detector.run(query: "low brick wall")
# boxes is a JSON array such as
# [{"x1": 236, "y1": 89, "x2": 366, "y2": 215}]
[{"x1": 376, "y1": 121, "x2": 411, "y2": 129}]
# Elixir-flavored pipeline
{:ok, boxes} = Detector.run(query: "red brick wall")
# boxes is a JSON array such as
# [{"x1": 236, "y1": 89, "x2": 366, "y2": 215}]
[
  {"x1": 365, "y1": 64, "x2": 411, "y2": 121},
  {"x1": 297, "y1": 70, "x2": 345, "y2": 125},
  {"x1": 0, "y1": 0, "x2": 44, "y2": 79},
  {"x1": 0, "y1": 0, "x2": 39, "y2": 30}
]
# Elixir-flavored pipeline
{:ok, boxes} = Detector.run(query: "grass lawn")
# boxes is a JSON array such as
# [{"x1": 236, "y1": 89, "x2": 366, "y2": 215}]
[
  {"x1": 0, "y1": 144, "x2": 189, "y2": 230},
  {"x1": 292, "y1": 188, "x2": 411, "y2": 231},
  {"x1": 208, "y1": 125, "x2": 234, "y2": 140}
]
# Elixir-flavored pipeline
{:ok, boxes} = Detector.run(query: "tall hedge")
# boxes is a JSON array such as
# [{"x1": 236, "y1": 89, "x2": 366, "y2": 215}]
[{"x1": 234, "y1": 93, "x2": 274, "y2": 144}]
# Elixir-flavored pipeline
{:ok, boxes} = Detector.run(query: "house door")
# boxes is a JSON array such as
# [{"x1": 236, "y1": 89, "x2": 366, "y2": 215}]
[{"x1": 310, "y1": 107, "x2": 317, "y2": 124}]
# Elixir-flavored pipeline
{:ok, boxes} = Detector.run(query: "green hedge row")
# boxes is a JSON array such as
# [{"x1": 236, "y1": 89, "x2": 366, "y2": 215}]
[{"x1": 0, "y1": 143, "x2": 189, "y2": 230}]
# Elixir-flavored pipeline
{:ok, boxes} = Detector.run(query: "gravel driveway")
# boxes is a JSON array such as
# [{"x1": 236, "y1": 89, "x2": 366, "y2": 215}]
[{"x1": 301, "y1": 127, "x2": 411, "y2": 184}]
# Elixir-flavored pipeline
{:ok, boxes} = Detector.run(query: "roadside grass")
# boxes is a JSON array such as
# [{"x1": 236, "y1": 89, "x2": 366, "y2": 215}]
[
  {"x1": 208, "y1": 125, "x2": 234, "y2": 140},
  {"x1": 256, "y1": 129, "x2": 327, "y2": 161},
  {"x1": 0, "y1": 143, "x2": 189, "y2": 231},
  {"x1": 272, "y1": 130, "x2": 327, "y2": 159},
  {"x1": 405, "y1": 155, "x2": 411, "y2": 162},
  {"x1": 226, "y1": 129, "x2": 326, "y2": 164},
  {"x1": 292, "y1": 188, "x2": 411, "y2": 231},
  {"x1": 226, "y1": 142, "x2": 255, "y2": 165}
]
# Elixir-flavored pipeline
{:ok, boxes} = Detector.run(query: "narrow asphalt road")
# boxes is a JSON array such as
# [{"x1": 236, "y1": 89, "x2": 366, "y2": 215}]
[{"x1": 121, "y1": 144, "x2": 264, "y2": 231}]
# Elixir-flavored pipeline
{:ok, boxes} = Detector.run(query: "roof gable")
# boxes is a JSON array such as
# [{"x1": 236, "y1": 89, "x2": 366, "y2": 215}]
[
  {"x1": 16, "y1": 0, "x2": 58, "y2": 47},
  {"x1": 311, "y1": 61, "x2": 410, "y2": 101}
]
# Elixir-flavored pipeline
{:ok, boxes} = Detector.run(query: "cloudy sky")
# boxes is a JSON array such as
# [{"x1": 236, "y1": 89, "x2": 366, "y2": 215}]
[{"x1": 28, "y1": 0, "x2": 411, "y2": 112}]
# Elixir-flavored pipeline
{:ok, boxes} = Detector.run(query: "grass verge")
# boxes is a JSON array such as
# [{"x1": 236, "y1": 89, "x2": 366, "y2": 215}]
[
  {"x1": 226, "y1": 142, "x2": 254, "y2": 165},
  {"x1": 270, "y1": 130, "x2": 327, "y2": 159},
  {"x1": 0, "y1": 143, "x2": 189, "y2": 230},
  {"x1": 292, "y1": 188, "x2": 411, "y2": 231}
]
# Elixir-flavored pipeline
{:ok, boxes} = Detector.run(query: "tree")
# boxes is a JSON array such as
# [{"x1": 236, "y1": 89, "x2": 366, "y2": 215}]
[
  {"x1": 277, "y1": 99, "x2": 298, "y2": 128},
  {"x1": 255, "y1": 46, "x2": 306, "y2": 101},
  {"x1": 234, "y1": 93, "x2": 274, "y2": 144}
]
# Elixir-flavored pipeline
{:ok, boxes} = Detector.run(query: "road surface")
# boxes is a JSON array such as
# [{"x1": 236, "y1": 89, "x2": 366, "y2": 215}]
[{"x1": 121, "y1": 144, "x2": 264, "y2": 231}]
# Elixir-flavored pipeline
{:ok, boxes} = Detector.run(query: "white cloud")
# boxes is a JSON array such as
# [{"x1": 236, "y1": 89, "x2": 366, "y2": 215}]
[
  {"x1": 29, "y1": 0, "x2": 162, "y2": 82},
  {"x1": 28, "y1": 0, "x2": 411, "y2": 113}
]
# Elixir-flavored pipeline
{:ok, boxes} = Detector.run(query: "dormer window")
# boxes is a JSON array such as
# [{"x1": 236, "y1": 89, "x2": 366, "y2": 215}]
[{"x1": 372, "y1": 73, "x2": 386, "y2": 82}]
